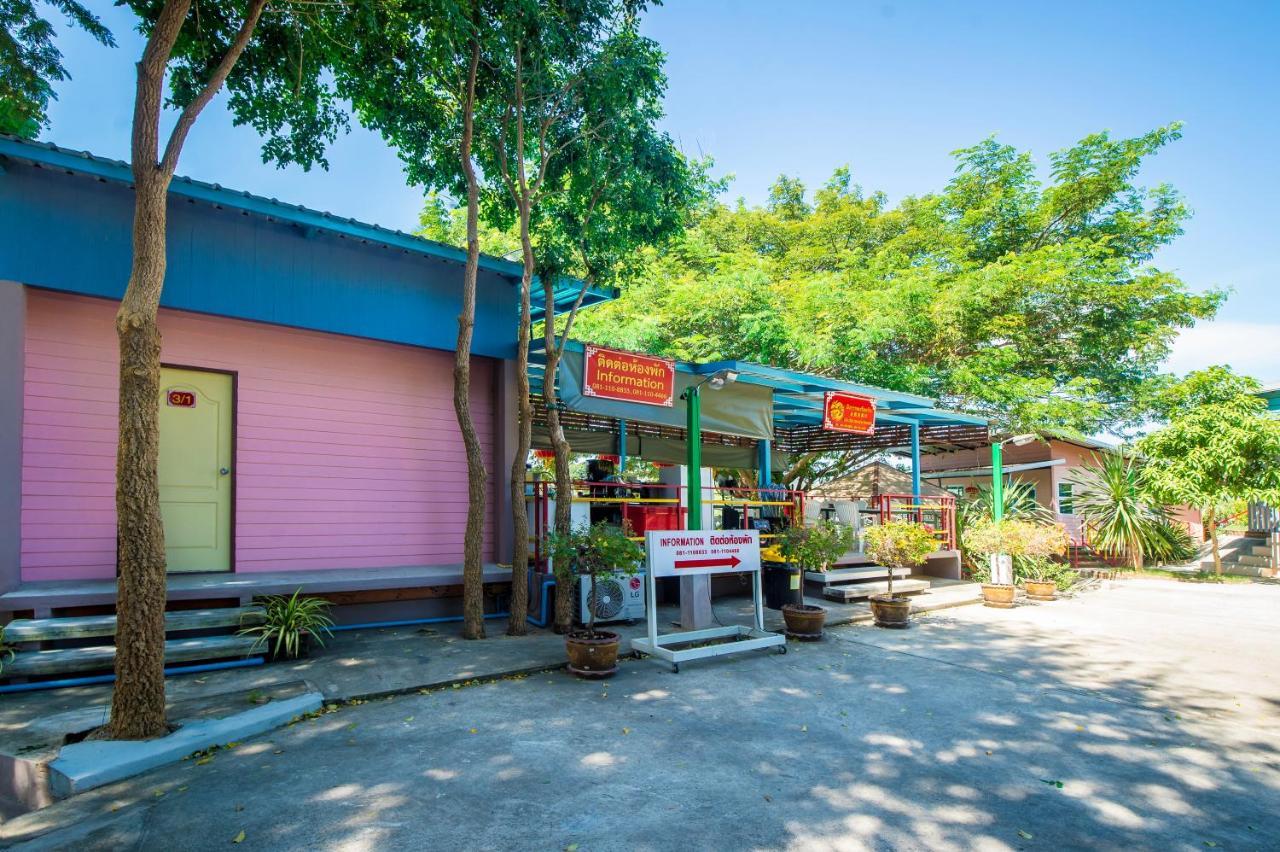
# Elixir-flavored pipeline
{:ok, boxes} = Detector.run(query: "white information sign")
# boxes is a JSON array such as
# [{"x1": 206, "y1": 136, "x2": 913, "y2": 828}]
[
  {"x1": 633, "y1": 527, "x2": 783, "y2": 672},
  {"x1": 645, "y1": 529, "x2": 762, "y2": 578}
]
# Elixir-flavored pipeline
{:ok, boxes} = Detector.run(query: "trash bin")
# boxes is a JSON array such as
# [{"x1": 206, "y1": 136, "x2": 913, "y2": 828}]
[{"x1": 763, "y1": 561, "x2": 803, "y2": 609}]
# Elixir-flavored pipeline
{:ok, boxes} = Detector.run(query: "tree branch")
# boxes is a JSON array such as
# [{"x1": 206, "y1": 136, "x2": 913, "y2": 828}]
[{"x1": 160, "y1": 0, "x2": 270, "y2": 175}]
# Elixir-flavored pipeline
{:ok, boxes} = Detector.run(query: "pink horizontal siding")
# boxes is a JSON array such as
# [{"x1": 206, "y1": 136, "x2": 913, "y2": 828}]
[{"x1": 22, "y1": 290, "x2": 500, "y2": 581}]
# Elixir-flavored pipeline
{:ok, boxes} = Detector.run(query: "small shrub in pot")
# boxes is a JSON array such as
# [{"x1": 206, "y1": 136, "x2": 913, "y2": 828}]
[
  {"x1": 545, "y1": 521, "x2": 644, "y2": 677},
  {"x1": 863, "y1": 521, "x2": 937, "y2": 628},
  {"x1": 964, "y1": 519, "x2": 1070, "y2": 607},
  {"x1": 778, "y1": 520, "x2": 853, "y2": 638}
]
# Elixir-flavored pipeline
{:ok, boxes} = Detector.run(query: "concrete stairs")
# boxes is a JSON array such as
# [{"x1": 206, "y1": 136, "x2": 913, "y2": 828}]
[
  {"x1": 1, "y1": 607, "x2": 265, "y2": 682},
  {"x1": 806, "y1": 565, "x2": 932, "y2": 604},
  {"x1": 1200, "y1": 536, "x2": 1276, "y2": 576}
]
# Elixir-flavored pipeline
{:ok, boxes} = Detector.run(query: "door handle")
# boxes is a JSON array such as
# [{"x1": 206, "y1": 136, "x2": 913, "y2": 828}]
[{"x1": 219, "y1": 468, "x2": 230, "y2": 476}]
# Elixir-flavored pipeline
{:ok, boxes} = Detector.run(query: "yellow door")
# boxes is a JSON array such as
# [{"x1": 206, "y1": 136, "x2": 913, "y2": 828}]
[{"x1": 158, "y1": 367, "x2": 233, "y2": 573}]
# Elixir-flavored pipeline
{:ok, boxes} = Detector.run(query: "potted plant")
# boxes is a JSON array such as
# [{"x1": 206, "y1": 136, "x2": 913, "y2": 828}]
[
  {"x1": 1019, "y1": 556, "x2": 1060, "y2": 601},
  {"x1": 964, "y1": 519, "x2": 1070, "y2": 608},
  {"x1": 863, "y1": 520, "x2": 937, "y2": 628},
  {"x1": 546, "y1": 521, "x2": 644, "y2": 678},
  {"x1": 778, "y1": 520, "x2": 854, "y2": 638},
  {"x1": 239, "y1": 589, "x2": 335, "y2": 660}
]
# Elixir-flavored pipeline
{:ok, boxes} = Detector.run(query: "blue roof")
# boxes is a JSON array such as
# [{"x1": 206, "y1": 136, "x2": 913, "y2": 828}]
[
  {"x1": 0, "y1": 135, "x2": 612, "y2": 320},
  {"x1": 531, "y1": 339, "x2": 989, "y2": 434}
]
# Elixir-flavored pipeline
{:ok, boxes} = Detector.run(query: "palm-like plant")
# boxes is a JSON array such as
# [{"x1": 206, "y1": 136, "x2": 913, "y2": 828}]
[
  {"x1": 960, "y1": 480, "x2": 1054, "y2": 525},
  {"x1": 1069, "y1": 454, "x2": 1164, "y2": 571},
  {"x1": 239, "y1": 590, "x2": 335, "y2": 660}
]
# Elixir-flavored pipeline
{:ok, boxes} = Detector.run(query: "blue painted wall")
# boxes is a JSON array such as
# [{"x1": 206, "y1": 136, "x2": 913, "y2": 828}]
[{"x1": 0, "y1": 162, "x2": 517, "y2": 359}]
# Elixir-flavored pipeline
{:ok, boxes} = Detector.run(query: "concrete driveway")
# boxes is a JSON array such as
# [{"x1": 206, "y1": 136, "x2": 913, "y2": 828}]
[{"x1": 5, "y1": 578, "x2": 1278, "y2": 851}]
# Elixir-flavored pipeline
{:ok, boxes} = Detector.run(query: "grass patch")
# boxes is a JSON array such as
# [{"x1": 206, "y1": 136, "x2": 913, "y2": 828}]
[{"x1": 1136, "y1": 568, "x2": 1255, "y2": 584}]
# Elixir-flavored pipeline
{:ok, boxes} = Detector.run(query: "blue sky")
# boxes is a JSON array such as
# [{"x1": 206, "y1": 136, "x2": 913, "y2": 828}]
[{"x1": 41, "y1": 1, "x2": 1279, "y2": 381}]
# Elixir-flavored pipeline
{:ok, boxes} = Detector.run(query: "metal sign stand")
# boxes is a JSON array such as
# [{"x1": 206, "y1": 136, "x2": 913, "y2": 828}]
[{"x1": 631, "y1": 530, "x2": 786, "y2": 672}]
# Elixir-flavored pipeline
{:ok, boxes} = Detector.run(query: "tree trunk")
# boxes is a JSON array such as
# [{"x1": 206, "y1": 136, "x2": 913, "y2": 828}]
[
  {"x1": 108, "y1": 177, "x2": 171, "y2": 740},
  {"x1": 105, "y1": 0, "x2": 192, "y2": 741},
  {"x1": 1205, "y1": 506, "x2": 1222, "y2": 575},
  {"x1": 455, "y1": 38, "x2": 487, "y2": 640},
  {"x1": 543, "y1": 279, "x2": 575, "y2": 633},
  {"x1": 505, "y1": 198, "x2": 534, "y2": 636}
]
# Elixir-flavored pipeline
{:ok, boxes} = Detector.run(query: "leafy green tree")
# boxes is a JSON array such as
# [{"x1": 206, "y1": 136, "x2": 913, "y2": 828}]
[
  {"x1": 107, "y1": 0, "x2": 378, "y2": 739},
  {"x1": 338, "y1": 1, "x2": 505, "y2": 639},
  {"x1": 1140, "y1": 369, "x2": 1280, "y2": 573},
  {"x1": 0, "y1": 0, "x2": 115, "y2": 137},
  {"x1": 573, "y1": 124, "x2": 1223, "y2": 448},
  {"x1": 473, "y1": 0, "x2": 636, "y2": 635},
  {"x1": 530, "y1": 22, "x2": 709, "y2": 632}
]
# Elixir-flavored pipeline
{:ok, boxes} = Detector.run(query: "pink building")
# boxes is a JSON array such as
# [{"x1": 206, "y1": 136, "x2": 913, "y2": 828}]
[{"x1": 0, "y1": 137, "x2": 608, "y2": 626}]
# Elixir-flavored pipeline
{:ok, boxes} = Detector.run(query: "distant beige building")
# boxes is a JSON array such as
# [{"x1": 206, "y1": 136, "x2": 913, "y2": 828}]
[{"x1": 919, "y1": 435, "x2": 1202, "y2": 543}]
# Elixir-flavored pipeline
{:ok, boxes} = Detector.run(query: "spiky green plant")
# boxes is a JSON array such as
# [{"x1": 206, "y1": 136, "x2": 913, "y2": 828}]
[
  {"x1": 1144, "y1": 520, "x2": 1198, "y2": 565},
  {"x1": 960, "y1": 480, "x2": 1054, "y2": 525},
  {"x1": 1069, "y1": 454, "x2": 1165, "y2": 571},
  {"x1": 0, "y1": 626, "x2": 15, "y2": 675},
  {"x1": 239, "y1": 590, "x2": 335, "y2": 660}
]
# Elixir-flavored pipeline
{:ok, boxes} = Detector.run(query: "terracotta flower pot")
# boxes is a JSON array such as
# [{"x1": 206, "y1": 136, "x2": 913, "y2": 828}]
[
  {"x1": 981, "y1": 583, "x2": 1016, "y2": 609},
  {"x1": 565, "y1": 630, "x2": 621, "y2": 678},
  {"x1": 869, "y1": 594, "x2": 912, "y2": 628},
  {"x1": 781, "y1": 603, "x2": 826, "y2": 640},
  {"x1": 1024, "y1": 580, "x2": 1057, "y2": 601}
]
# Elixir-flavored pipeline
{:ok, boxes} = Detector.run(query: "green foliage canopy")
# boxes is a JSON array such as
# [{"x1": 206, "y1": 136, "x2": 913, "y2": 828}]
[
  {"x1": 0, "y1": 0, "x2": 114, "y2": 137},
  {"x1": 572, "y1": 124, "x2": 1223, "y2": 434},
  {"x1": 1139, "y1": 369, "x2": 1280, "y2": 514}
]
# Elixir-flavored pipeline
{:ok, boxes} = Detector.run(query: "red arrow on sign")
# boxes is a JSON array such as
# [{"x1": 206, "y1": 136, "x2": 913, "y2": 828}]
[{"x1": 673, "y1": 555, "x2": 741, "y2": 571}]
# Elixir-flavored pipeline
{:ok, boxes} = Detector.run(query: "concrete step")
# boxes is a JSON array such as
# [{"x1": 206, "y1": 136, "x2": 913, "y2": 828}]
[
  {"x1": 823, "y1": 579, "x2": 930, "y2": 602},
  {"x1": 805, "y1": 567, "x2": 910, "y2": 586},
  {"x1": 1250, "y1": 545, "x2": 1274, "y2": 557},
  {"x1": 2, "y1": 635, "x2": 261, "y2": 679},
  {"x1": 1199, "y1": 561, "x2": 1268, "y2": 576},
  {"x1": 1229, "y1": 554, "x2": 1272, "y2": 568},
  {"x1": 3, "y1": 606, "x2": 265, "y2": 644}
]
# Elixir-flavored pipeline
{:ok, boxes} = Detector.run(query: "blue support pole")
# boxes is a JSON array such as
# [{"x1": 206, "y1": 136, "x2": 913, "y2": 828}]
[
  {"x1": 910, "y1": 422, "x2": 921, "y2": 501},
  {"x1": 618, "y1": 418, "x2": 628, "y2": 476},
  {"x1": 908, "y1": 422, "x2": 922, "y2": 527},
  {"x1": 758, "y1": 438, "x2": 772, "y2": 486}
]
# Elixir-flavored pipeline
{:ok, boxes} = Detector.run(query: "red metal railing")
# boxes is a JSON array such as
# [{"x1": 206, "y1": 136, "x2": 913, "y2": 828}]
[{"x1": 871, "y1": 493, "x2": 957, "y2": 550}]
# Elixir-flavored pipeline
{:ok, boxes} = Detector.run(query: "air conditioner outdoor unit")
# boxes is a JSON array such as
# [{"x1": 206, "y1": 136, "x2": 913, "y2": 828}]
[{"x1": 578, "y1": 571, "x2": 647, "y2": 625}]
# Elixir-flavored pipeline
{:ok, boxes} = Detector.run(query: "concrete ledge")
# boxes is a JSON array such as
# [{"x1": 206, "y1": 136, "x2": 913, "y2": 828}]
[
  {"x1": 0, "y1": 564, "x2": 514, "y2": 612},
  {"x1": 47, "y1": 691, "x2": 322, "y2": 799}
]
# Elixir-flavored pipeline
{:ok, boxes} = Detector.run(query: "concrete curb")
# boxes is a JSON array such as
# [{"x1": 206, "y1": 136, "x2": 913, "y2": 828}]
[{"x1": 47, "y1": 691, "x2": 323, "y2": 799}]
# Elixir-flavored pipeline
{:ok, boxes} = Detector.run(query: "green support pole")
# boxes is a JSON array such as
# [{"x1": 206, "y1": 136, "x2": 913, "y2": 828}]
[
  {"x1": 686, "y1": 387, "x2": 702, "y2": 530},
  {"x1": 991, "y1": 442, "x2": 1004, "y2": 522}
]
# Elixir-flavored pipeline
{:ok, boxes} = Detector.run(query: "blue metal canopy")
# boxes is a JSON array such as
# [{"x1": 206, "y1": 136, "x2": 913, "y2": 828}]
[{"x1": 530, "y1": 339, "x2": 989, "y2": 443}]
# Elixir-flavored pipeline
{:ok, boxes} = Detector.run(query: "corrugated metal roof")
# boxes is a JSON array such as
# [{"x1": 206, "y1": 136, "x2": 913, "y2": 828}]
[{"x1": 0, "y1": 135, "x2": 611, "y2": 318}]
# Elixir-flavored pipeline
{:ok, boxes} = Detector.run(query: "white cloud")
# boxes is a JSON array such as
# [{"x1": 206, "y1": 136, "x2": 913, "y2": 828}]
[{"x1": 1164, "y1": 321, "x2": 1280, "y2": 383}]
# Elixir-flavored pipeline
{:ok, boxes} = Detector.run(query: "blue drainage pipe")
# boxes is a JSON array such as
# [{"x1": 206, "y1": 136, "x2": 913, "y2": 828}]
[
  {"x1": 527, "y1": 573, "x2": 556, "y2": 628},
  {"x1": 0, "y1": 657, "x2": 264, "y2": 695},
  {"x1": 330, "y1": 611, "x2": 509, "y2": 633},
  {"x1": 332, "y1": 572, "x2": 557, "y2": 632}
]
